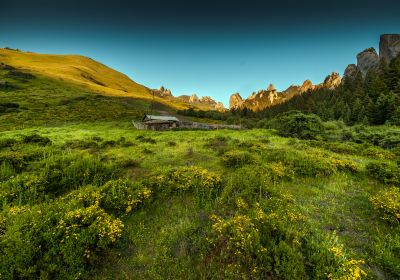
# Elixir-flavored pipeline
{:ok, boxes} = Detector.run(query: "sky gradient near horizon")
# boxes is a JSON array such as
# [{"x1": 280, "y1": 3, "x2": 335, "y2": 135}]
[{"x1": 1, "y1": 0, "x2": 400, "y2": 106}]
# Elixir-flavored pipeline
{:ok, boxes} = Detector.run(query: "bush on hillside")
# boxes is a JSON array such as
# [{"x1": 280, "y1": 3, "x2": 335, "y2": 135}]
[
  {"x1": 221, "y1": 150, "x2": 253, "y2": 167},
  {"x1": 366, "y1": 161, "x2": 400, "y2": 186},
  {"x1": 370, "y1": 188, "x2": 400, "y2": 224},
  {"x1": 272, "y1": 112, "x2": 325, "y2": 140}
]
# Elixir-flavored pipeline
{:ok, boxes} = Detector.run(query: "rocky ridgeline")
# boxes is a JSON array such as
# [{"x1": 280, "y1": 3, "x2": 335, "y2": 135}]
[
  {"x1": 152, "y1": 87, "x2": 226, "y2": 111},
  {"x1": 229, "y1": 34, "x2": 400, "y2": 111},
  {"x1": 229, "y1": 72, "x2": 341, "y2": 111},
  {"x1": 343, "y1": 34, "x2": 400, "y2": 81}
]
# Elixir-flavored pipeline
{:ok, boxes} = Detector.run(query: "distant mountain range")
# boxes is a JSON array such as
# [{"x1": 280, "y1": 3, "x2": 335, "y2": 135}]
[
  {"x1": 228, "y1": 34, "x2": 400, "y2": 111},
  {"x1": 2, "y1": 34, "x2": 399, "y2": 114}
]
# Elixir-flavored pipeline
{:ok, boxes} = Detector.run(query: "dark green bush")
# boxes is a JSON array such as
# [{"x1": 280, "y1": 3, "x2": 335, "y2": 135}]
[
  {"x1": 40, "y1": 155, "x2": 120, "y2": 196},
  {"x1": 221, "y1": 150, "x2": 253, "y2": 167},
  {"x1": 22, "y1": 133, "x2": 52, "y2": 146},
  {"x1": 273, "y1": 112, "x2": 325, "y2": 140},
  {"x1": 366, "y1": 162, "x2": 400, "y2": 186}
]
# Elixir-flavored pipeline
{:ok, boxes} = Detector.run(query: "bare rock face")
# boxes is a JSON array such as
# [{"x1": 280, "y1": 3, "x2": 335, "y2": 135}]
[
  {"x1": 214, "y1": 102, "x2": 225, "y2": 111},
  {"x1": 379, "y1": 34, "x2": 400, "y2": 64},
  {"x1": 357, "y1": 48, "x2": 379, "y2": 77},
  {"x1": 322, "y1": 72, "x2": 342, "y2": 89},
  {"x1": 267, "y1": 83, "x2": 276, "y2": 92},
  {"x1": 229, "y1": 93, "x2": 244, "y2": 110},
  {"x1": 299, "y1": 80, "x2": 315, "y2": 93},
  {"x1": 152, "y1": 86, "x2": 172, "y2": 97},
  {"x1": 343, "y1": 64, "x2": 358, "y2": 82},
  {"x1": 200, "y1": 96, "x2": 216, "y2": 105},
  {"x1": 189, "y1": 94, "x2": 199, "y2": 103}
]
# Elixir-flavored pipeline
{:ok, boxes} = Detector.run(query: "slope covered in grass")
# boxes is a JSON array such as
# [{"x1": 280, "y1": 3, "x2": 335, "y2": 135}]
[{"x1": 0, "y1": 48, "x2": 193, "y2": 110}]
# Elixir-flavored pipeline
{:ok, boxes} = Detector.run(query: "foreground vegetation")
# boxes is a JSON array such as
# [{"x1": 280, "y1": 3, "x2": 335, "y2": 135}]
[{"x1": 0, "y1": 120, "x2": 399, "y2": 279}]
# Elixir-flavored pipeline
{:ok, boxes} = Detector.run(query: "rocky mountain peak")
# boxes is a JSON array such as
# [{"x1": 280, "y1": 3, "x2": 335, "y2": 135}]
[
  {"x1": 300, "y1": 80, "x2": 314, "y2": 93},
  {"x1": 152, "y1": 86, "x2": 172, "y2": 97},
  {"x1": 229, "y1": 92, "x2": 244, "y2": 110},
  {"x1": 379, "y1": 34, "x2": 400, "y2": 64},
  {"x1": 189, "y1": 94, "x2": 199, "y2": 103},
  {"x1": 200, "y1": 96, "x2": 217, "y2": 104},
  {"x1": 267, "y1": 83, "x2": 276, "y2": 92},
  {"x1": 356, "y1": 47, "x2": 379, "y2": 77},
  {"x1": 323, "y1": 72, "x2": 342, "y2": 89},
  {"x1": 343, "y1": 64, "x2": 358, "y2": 81}
]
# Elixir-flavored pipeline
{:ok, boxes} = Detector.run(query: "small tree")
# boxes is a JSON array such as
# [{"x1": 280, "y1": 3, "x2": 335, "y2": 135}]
[{"x1": 274, "y1": 111, "x2": 325, "y2": 140}]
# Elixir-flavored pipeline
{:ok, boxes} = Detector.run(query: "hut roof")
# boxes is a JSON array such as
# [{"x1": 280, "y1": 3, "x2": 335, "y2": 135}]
[{"x1": 143, "y1": 115, "x2": 180, "y2": 122}]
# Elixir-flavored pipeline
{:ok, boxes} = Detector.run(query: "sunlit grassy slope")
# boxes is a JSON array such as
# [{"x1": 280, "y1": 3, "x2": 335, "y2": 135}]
[{"x1": 0, "y1": 48, "x2": 191, "y2": 109}]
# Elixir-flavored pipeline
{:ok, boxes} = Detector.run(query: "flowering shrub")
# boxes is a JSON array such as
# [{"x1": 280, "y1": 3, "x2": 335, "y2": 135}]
[
  {"x1": 154, "y1": 166, "x2": 222, "y2": 194},
  {"x1": 69, "y1": 179, "x2": 152, "y2": 215},
  {"x1": 0, "y1": 202, "x2": 124, "y2": 279},
  {"x1": 208, "y1": 189, "x2": 367, "y2": 280},
  {"x1": 370, "y1": 188, "x2": 400, "y2": 224}
]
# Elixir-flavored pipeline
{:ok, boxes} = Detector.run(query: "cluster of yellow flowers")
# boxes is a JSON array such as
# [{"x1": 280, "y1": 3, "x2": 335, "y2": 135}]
[
  {"x1": 369, "y1": 187, "x2": 400, "y2": 223},
  {"x1": 58, "y1": 204, "x2": 124, "y2": 244},
  {"x1": 329, "y1": 158, "x2": 358, "y2": 173},
  {"x1": 157, "y1": 166, "x2": 222, "y2": 192},
  {"x1": 8, "y1": 205, "x2": 30, "y2": 215},
  {"x1": 210, "y1": 213, "x2": 262, "y2": 257},
  {"x1": 125, "y1": 187, "x2": 152, "y2": 213},
  {"x1": 328, "y1": 259, "x2": 367, "y2": 280}
]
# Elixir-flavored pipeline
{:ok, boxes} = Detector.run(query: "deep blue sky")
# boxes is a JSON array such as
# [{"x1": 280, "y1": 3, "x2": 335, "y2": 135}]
[{"x1": 1, "y1": 0, "x2": 400, "y2": 105}]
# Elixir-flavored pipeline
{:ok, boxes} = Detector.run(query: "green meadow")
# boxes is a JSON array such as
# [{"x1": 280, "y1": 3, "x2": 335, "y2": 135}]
[{"x1": 1, "y1": 66, "x2": 400, "y2": 279}]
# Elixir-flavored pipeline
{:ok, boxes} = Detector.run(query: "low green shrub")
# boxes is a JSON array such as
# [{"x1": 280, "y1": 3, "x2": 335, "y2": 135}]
[
  {"x1": 136, "y1": 135, "x2": 156, "y2": 144},
  {"x1": 204, "y1": 136, "x2": 230, "y2": 155},
  {"x1": 366, "y1": 162, "x2": 400, "y2": 186},
  {"x1": 370, "y1": 188, "x2": 400, "y2": 224},
  {"x1": 0, "y1": 138, "x2": 18, "y2": 149},
  {"x1": 221, "y1": 150, "x2": 253, "y2": 167},
  {"x1": 22, "y1": 133, "x2": 52, "y2": 146}
]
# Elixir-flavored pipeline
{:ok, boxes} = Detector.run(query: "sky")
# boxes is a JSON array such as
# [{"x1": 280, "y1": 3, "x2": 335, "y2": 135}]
[{"x1": 1, "y1": 0, "x2": 400, "y2": 106}]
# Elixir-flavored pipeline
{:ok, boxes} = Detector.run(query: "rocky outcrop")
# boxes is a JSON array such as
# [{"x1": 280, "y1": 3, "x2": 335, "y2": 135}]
[
  {"x1": 152, "y1": 86, "x2": 172, "y2": 97},
  {"x1": 189, "y1": 94, "x2": 199, "y2": 103},
  {"x1": 214, "y1": 102, "x2": 225, "y2": 111},
  {"x1": 356, "y1": 48, "x2": 379, "y2": 77},
  {"x1": 379, "y1": 34, "x2": 400, "y2": 64},
  {"x1": 343, "y1": 64, "x2": 358, "y2": 82},
  {"x1": 299, "y1": 80, "x2": 314, "y2": 93},
  {"x1": 322, "y1": 72, "x2": 342, "y2": 89},
  {"x1": 229, "y1": 93, "x2": 244, "y2": 110},
  {"x1": 200, "y1": 96, "x2": 216, "y2": 105}
]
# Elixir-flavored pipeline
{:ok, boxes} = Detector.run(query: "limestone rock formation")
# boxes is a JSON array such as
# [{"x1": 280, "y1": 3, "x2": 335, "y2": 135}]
[
  {"x1": 214, "y1": 102, "x2": 225, "y2": 111},
  {"x1": 189, "y1": 94, "x2": 199, "y2": 103},
  {"x1": 356, "y1": 48, "x2": 379, "y2": 77},
  {"x1": 343, "y1": 64, "x2": 358, "y2": 81},
  {"x1": 299, "y1": 80, "x2": 315, "y2": 93},
  {"x1": 200, "y1": 96, "x2": 216, "y2": 105},
  {"x1": 379, "y1": 34, "x2": 400, "y2": 64},
  {"x1": 322, "y1": 72, "x2": 342, "y2": 89},
  {"x1": 152, "y1": 86, "x2": 172, "y2": 97},
  {"x1": 229, "y1": 93, "x2": 244, "y2": 110},
  {"x1": 267, "y1": 83, "x2": 276, "y2": 92}
]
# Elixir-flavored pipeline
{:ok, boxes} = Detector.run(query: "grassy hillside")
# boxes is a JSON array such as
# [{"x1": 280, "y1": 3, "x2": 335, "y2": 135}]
[{"x1": 0, "y1": 48, "x2": 193, "y2": 110}]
